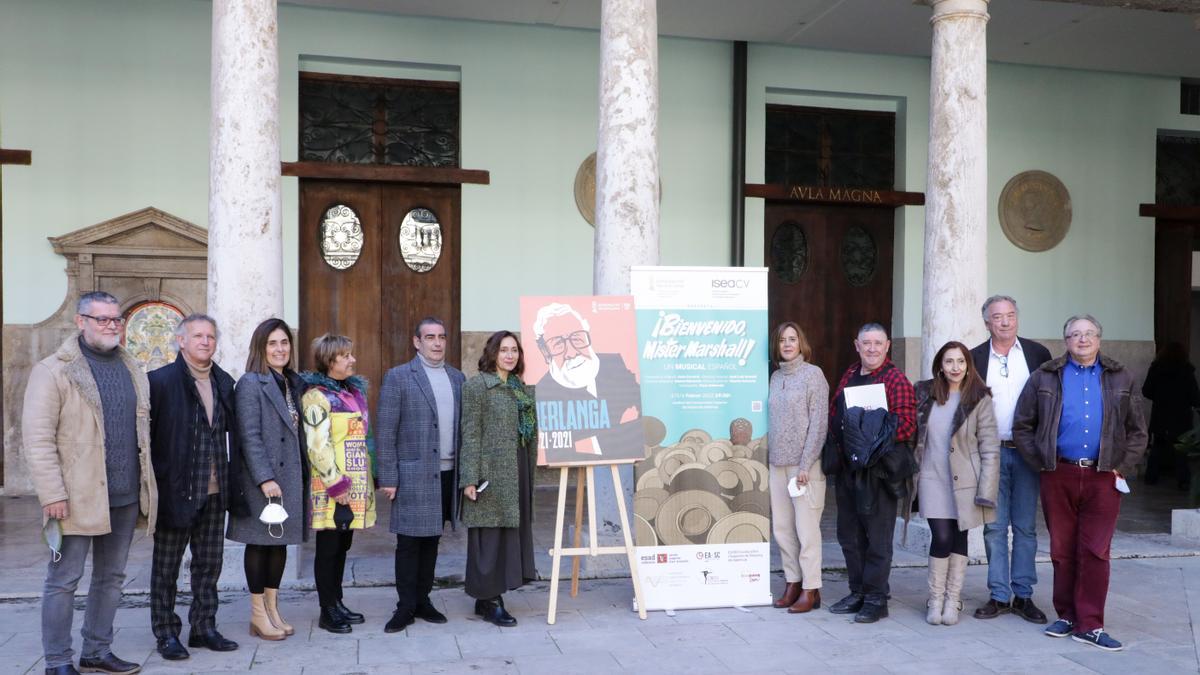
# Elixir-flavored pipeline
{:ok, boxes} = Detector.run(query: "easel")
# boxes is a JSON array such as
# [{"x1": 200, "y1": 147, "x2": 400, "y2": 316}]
[{"x1": 546, "y1": 462, "x2": 646, "y2": 624}]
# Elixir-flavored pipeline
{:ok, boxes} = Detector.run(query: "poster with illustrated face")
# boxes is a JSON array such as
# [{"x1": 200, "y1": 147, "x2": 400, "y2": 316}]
[{"x1": 520, "y1": 296, "x2": 646, "y2": 467}]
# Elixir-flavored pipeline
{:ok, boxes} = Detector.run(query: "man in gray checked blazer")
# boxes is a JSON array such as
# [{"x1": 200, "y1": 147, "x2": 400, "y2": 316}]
[{"x1": 377, "y1": 317, "x2": 466, "y2": 633}]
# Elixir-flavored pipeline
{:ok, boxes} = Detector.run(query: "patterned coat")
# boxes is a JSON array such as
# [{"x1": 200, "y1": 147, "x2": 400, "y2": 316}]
[
  {"x1": 376, "y1": 357, "x2": 465, "y2": 537},
  {"x1": 22, "y1": 333, "x2": 157, "y2": 536},
  {"x1": 226, "y1": 370, "x2": 310, "y2": 546},
  {"x1": 301, "y1": 373, "x2": 377, "y2": 531},
  {"x1": 459, "y1": 372, "x2": 536, "y2": 529}
]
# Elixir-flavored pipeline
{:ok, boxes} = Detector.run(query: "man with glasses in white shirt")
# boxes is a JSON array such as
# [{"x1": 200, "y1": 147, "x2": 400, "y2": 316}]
[{"x1": 969, "y1": 295, "x2": 1051, "y2": 623}]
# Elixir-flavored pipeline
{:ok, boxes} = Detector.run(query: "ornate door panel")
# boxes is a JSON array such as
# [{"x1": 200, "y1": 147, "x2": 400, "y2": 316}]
[{"x1": 765, "y1": 204, "x2": 894, "y2": 388}]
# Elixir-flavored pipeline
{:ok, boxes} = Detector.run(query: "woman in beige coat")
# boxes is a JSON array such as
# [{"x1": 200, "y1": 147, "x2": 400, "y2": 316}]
[{"x1": 911, "y1": 340, "x2": 999, "y2": 626}]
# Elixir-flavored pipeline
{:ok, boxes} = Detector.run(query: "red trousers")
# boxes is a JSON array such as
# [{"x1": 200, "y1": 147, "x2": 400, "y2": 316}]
[{"x1": 1040, "y1": 463, "x2": 1122, "y2": 632}]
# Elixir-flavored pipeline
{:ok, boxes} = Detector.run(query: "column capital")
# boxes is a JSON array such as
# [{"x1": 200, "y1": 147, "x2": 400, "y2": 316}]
[{"x1": 929, "y1": 0, "x2": 989, "y2": 24}]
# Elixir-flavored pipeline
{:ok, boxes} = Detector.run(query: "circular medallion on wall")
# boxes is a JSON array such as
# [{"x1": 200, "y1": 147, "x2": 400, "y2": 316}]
[
  {"x1": 770, "y1": 221, "x2": 809, "y2": 283},
  {"x1": 398, "y1": 208, "x2": 443, "y2": 273},
  {"x1": 841, "y1": 225, "x2": 877, "y2": 287},
  {"x1": 574, "y1": 152, "x2": 598, "y2": 226},
  {"x1": 123, "y1": 301, "x2": 184, "y2": 372},
  {"x1": 999, "y1": 170, "x2": 1072, "y2": 252}
]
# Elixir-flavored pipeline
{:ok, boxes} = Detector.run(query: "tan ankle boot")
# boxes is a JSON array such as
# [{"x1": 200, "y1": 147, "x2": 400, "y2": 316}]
[
  {"x1": 926, "y1": 556, "x2": 949, "y2": 625},
  {"x1": 942, "y1": 553, "x2": 968, "y2": 626},
  {"x1": 250, "y1": 593, "x2": 287, "y2": 640},
  {"x1": 264, "y1": 587, "x2": 294, "y2": 635}
]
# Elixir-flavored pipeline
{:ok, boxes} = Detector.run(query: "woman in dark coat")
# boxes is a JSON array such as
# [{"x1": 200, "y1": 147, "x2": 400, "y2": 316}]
[
  {"x1": 227, "y1": 318, "x2": 309, "y2": 641},
  {"x1": 459, "y1": 331, "x2": 538, "y2": 627}
]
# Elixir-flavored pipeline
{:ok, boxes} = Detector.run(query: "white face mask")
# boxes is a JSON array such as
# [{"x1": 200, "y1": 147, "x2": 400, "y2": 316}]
[{"x1": 259, "y1": 498, "x2": 288, "y2": 539}]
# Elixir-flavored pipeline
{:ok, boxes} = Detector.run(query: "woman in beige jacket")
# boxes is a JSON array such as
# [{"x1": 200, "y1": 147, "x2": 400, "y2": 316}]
[{"x1": 911, "y1": 340, "x2": 999, "y2": 626}]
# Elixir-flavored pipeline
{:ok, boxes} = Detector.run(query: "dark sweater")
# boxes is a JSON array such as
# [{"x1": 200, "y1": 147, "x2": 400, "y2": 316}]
[{"x1": 79, "y1": 337, "x2": 140, "y2": 507}]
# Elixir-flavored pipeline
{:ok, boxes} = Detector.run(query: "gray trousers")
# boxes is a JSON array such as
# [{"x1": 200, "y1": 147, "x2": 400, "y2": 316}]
[{"x1": 42, "y1": 503, "x2": 138, "y2": 668}]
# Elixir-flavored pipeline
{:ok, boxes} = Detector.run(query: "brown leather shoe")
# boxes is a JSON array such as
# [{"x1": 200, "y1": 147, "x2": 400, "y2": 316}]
[
  {"x1": 788, "y1": 589, "x2": 821, "y2": 614},
  {"x1": 773, "y1": 582, "x2": 801, "y2": 609},
  {"x1": 973, "y1": 598, "x2": 1011, "y2": 620},
  {"x1": 1012, "y1": 597, "x2": 1048, "y2": 624}
]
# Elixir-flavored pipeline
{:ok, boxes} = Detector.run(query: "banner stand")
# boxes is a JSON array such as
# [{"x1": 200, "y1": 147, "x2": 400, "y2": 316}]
[{"x1": 546, "y1": 463, "x2": 647, "y2": 624}]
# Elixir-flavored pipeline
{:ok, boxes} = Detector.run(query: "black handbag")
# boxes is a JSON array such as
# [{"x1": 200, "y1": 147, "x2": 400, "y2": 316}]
[{"x1": 821, "y1": 434, "x2": 843, "y2": 476}]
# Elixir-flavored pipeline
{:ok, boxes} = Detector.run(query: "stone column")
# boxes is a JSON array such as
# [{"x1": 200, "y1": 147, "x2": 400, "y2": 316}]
[
  {"x1": 921, "y1": 0, "x2": 989, "y2": 373},
  {"x1": 209, "y1": 0, "x2": 283, "y2": 376},
  {"x1": 593, "y1": 0, "x2": 660, "y2": 538}
]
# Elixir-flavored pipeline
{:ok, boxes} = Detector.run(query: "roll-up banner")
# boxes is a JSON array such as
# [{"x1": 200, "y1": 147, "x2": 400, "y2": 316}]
[{"x1": 630, "y1": 266, "x2": 772, "y2": 611}]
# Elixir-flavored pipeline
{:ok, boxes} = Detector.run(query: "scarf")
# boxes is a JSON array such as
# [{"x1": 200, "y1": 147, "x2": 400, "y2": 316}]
[{"x1": 505, "y1": 373, "x2": 537, "y2": 450}]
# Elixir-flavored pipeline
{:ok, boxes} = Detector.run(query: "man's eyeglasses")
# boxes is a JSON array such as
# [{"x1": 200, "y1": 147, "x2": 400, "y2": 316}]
[
  {"x1": 540, "y1": 330, "x2": 591, "y2": 356},
  {"x1": 80, "y1": 314, "x2": 126, "y2": 328},
  {"x1": 1066, "y1": 330, "x2": 1099, "y2": 341},
  {"x1": 998, "y1": 354, "x2": 1008, "y2": 378}
]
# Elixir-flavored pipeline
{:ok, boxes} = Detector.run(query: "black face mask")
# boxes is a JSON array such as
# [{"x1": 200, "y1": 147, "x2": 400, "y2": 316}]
[{"x1": 333, "y1": 502, "x2": 354, "y2": 531}]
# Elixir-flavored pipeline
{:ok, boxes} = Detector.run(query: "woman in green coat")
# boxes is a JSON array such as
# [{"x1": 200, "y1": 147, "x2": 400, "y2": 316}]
[{"x1": 460, "y1": 330, "x2": 537, "y2": 627}]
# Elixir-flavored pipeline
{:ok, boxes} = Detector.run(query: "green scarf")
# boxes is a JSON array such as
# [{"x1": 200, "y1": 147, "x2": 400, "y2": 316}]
[{"x1": 505, "y1": 374, "x2": 537, "y2": 450}]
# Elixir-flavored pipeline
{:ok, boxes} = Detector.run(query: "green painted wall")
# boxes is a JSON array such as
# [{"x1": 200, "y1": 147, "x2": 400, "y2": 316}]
[{"x1": 2, "y1": 0, "x2": 1196, "y2": 341}]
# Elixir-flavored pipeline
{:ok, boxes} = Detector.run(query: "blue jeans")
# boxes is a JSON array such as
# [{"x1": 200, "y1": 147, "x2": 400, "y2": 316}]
[
  {"x1": 983, "y1": 446, "x2": 1040, "y2": 602},
  {"x1": 42, "y1": 503, "x2": 138, "y2": 668}
]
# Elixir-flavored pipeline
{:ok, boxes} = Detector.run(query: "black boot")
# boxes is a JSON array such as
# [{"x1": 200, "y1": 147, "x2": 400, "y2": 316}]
[
  {"x1": 854, "y1": 596, "x2": 889, "y2": 623},
  {"x1": 829, "y1": 592, "x2": 865, "y2": 615},
  {"x1": 474, "y1": 596, "x2": 517, "y2": 627},
  {"x1": 319, "y1": 605, "x2": 353, "y2": 634},
  {"x1": 335, "y1": 599, "x2": 365, "y2": 624}
]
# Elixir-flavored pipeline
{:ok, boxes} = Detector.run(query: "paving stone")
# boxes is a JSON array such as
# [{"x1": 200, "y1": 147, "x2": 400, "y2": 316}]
[
  {"x1": 357, "y1": 633, "x2": 461, "y2": 664},
  {"x1": 512, "y1": 650, "x2": 622, "y2": 674},
  {"x1": 548, "y1": 626, "x2": 654, "y2": 653},
  {"x1": 610, "y1": 645, "x2": 731, "y2": 674},
  {"x1": 405, "y1": 656, "x2": 519, "y2": 674},
  {"x1": 637, "y1": 621, "x2": 748, "y2": 648},
  {"x1": 706, "y1": 642, "x2": 829, "y2": 671},
  {"x1": 455, "y1": 630, "x2": 561, "y2": 659}
]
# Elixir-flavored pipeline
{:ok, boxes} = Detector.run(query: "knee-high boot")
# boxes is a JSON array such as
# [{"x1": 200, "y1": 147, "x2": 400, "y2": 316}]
[
  {"x1": 926, "y1": 556, "x2": 949, "y2": 625},
  {"x1": 941, "y1": 553, "x2": 968, "y2": 626}
]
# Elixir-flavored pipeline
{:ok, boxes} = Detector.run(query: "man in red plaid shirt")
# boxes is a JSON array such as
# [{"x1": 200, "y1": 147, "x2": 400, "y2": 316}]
[{"x1": 826, "y1": 323, "x2": 916, "y2": 623}]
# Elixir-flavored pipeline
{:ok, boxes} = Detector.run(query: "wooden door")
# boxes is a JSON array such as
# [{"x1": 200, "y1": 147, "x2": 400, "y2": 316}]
[
  {"x1": 764, "y1": 203, "x2": 894, "y2": 388},
  {"x1": 1154, "y1": 221, "x2": 1194, "y2": 354},
  {"x1": 300, "y1": 179, "x2": 461, "y2": 406}
]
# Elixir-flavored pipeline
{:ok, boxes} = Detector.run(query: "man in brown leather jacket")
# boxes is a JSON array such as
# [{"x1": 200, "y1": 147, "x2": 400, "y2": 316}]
[{"x1": 1012, "y1": 313, "x2": 1147, "y2": 653}]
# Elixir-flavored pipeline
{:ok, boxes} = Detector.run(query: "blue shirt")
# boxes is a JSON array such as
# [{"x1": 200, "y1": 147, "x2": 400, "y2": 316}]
[{"x1": 1056, "y1": 357, "x2": 1104, "y2": 462}]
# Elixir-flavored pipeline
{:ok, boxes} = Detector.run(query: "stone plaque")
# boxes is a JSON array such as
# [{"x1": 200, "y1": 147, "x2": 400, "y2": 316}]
[
  {"x1": 573, "y1": 152, "x2": 598, "y2": 226},
  {"x1": 999, "y1": 170, "x2": 1072, "y2": 252}
]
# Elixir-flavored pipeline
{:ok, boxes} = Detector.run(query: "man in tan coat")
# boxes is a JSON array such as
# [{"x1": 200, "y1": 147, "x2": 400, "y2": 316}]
[{"x1": 22, "y1": 291, "x2": 157, "y2": 675}]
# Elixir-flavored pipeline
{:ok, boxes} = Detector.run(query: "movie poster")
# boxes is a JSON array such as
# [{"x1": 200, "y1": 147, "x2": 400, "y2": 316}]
[
  {"x1": 630, "y1": 266, "x2": 772, "y2": 611},
  {"x1": 519, "y1": 296, "x2": 646, "y2": 467}
]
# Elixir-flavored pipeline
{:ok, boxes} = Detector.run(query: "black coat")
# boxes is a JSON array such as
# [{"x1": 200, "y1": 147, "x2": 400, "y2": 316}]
[
  {"x1": 148, "y1": 353, "x2": 241, "y2": 529},
  {"x1": 970, "y1": 336, "x2": 1052, "y2": 380}
]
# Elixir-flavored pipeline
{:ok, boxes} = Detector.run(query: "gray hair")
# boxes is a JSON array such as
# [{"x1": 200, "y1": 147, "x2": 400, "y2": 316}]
[
  {"x1": 857, "y1": 322, "x2": 889, "y2": 340},
  {"x1": 1062, "y1": 314, "x2": 1103, "y2": 339},
  {"x1": 413, "y1": 316, "x2": 445, "y2": 338},
  {"x1": 174, "y1": 313, "x2": 219, "y2": 339},
  {"x1": 981, "y1": 294, "x2": 1019, "y2": 320},
  {"x1": 533, "y1": 302, "x2": 590, "y2": 339},
  {"x1": 76, "y1": 291, "x2": 119, "y2": 315}
]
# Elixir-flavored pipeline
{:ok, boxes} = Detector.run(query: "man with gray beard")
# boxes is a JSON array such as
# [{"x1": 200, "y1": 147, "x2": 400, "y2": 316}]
[{"x1": 532, "y1": 302, "x2": 641, "y2": 459}]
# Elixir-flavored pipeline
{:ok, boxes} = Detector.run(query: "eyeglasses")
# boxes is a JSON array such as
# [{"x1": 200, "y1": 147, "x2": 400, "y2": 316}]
[
  {"x1": 998, "y1": 354, "x2": 1009, "y2": 378},
  {"x1": 1066, "y1": 330, "x2": 1099, "y2": 341},
  {"x1": 541, "y1": 330, "x2": 591, "y2": 356},
  {"x1": 80, "y1": 314, "x2": 126, "y2": 328}
]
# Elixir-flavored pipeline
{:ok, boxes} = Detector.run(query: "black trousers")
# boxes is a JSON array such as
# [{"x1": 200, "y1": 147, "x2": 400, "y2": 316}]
[
  {"x1": 835, "y1": 474, "x2": 898, "y2": 600},
  {"x1": 150, "y1": 494, "x2": 225, "y2": 639},
  {"x1": 314, "y1": 529, "x2": 354, "y2": 608},
  {"x1": 441, "y1": 469, "x2": 455, "y2": 526},
  {"x1": 394, "y1": 534, "x2": 440, "y2": 614}
]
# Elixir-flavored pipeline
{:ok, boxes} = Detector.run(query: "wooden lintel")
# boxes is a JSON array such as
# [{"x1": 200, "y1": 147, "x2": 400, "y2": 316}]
[
  {"x1": 282, "y1": 161, "x2": 489, "y2": 185},
  {"x1": 0, "y1": 149, "x2": 32, "y2": 165},
  {"x1": 1140, "y1": 203, "x2": 1200, "y2": 221},
  {"x1": 745, "y1": 183, "x2": 923, "y2": 208}
]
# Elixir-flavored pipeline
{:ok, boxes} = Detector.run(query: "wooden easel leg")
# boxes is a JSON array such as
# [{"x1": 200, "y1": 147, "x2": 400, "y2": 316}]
[
  {"x1": 611, "y1": 464, "x2": 647, "y2": 619},
  {"x1": 547, "y1": 466, "x2": 570, "y2": 625},
  {"x1": 570, "y1": 466, "x2": 586, "y2": 597},
  {"x1": 586, "y1": 465, "x2": 598, "y2": 554}
]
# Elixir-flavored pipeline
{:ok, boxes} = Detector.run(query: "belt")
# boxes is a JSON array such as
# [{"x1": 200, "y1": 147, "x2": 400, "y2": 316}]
[
  {"x1": 999, "y1": 441, "x2": 1017, "y2": 449},
  {"x1": 1058, "y1": 457, "x2": 1096, "y2": 468}
]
